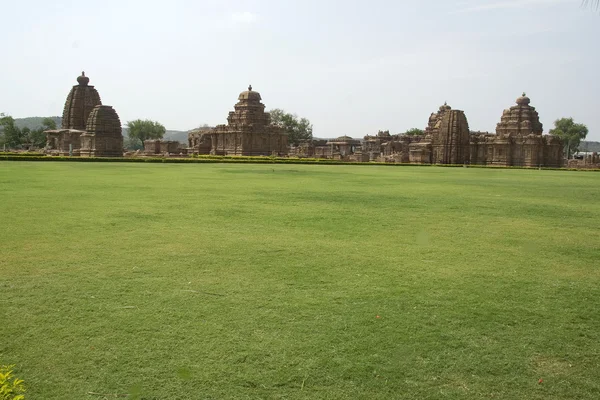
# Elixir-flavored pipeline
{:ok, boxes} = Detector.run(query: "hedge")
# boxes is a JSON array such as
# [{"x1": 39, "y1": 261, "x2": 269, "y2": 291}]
[{"x1": 0, "y1": 154, "x2": 598, "y2": 172}]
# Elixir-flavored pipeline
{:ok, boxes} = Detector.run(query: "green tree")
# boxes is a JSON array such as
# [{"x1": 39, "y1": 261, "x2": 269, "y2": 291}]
[
  {"x1": 549, "y1": 118, "x2": 589, "y2": 159},
  {"x1": 123, "y1": 136, "x2": 144, "y2": 151},
  {"x1": 0, "y1": 114, "x2": 24, "y2": 149},
  {"x1": 1, "y1": 114, "x2": 57, "y2": 149},
  {"x1": 126, "y1": 119, "x2": 166, "y2": 147},
  {"x1": 269, "y1": 109, "x2": 313, "y2": 146},
  {"x1": 404, "y1": 128, "x2": 424, "y2": 136}
]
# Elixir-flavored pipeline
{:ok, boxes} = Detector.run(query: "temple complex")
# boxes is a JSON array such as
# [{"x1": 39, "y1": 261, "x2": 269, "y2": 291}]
[
  {"x1": 45, "y1": 72, "x2": 123, "y2": 157},
  {"x1": 328, "y1": 95, "x2": 563, "y2": 167},
  {"x1": 188, "y1": 86, "x2": 288, "y2": 156},
  {"x1": 40, "y1": 73, "x2": 564, "y2": 167}
]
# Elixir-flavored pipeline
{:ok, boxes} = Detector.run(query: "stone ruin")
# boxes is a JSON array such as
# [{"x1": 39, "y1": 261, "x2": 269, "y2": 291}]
[
  {"x1": 567, "y1": 152, "x2": 600, "y2": 169},
  {"x1": 188, "y1": 86, "x2": 288, "y2": 156},
  {"x1": 144, "y1": 139, "x2": 186, "y2": 156},
  {"x1": 187, "y1": 126, "x2": 213, "y2": 154},
  {"x1": 44, "y1": 72, "x2": 123, "y2": 157}
]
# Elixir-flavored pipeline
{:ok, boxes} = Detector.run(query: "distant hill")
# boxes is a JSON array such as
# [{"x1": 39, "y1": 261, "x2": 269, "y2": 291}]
[
  {"x1": 580, "y1": 141, "x2": 600, "y2": 152},
  {"x1": 163, "y1": 130, "x2": 190, "y2": 143},
  {"x1": 14, "y1": 116, "x2": 61, "y2": 130}
]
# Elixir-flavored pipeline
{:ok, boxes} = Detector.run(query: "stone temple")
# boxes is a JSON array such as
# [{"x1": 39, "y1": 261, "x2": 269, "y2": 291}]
[
  {"x1": 45, "y1": 72, "x2": 123, "y2": 157},
  {"x1": 188, "y1": 86, "x2": 287, "y2": 156},
  {"x1": 470, "y1": 93, "x2": 563, "y2": 167},
  {"x1": 428, "y1": 103, "x2": 471, "y2": 165},
  {"x1": 80, "y1": 105, "x2": 123, "y2": 157}
]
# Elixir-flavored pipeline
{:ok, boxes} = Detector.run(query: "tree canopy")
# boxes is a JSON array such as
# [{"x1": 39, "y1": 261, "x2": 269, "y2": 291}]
[
  {"x1": 582, "y1": 0, "x2": 599, "y2": 11},
  {"x1": 269, "y1": 109, "x2": 313, "y2": 146},
  {"x1": 404, "y1": 128, "x2": 424, "y2": 136},
  {"x1": 549, "y1": 118, "x2": 588, "y2": 159},
  {"x1": 126, "y1": 119, "x2": 166, "y2": 147}
]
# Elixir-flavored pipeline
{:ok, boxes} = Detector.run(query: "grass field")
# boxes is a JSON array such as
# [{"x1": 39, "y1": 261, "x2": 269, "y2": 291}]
[{"x1": 1, "y1": 162, "x2": 599, "y2": 399}]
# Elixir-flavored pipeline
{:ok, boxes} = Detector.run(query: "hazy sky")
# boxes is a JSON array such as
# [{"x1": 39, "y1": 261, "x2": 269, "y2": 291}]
[{"x1": 1, "y1": 0, "x2": 599, "y2": 140}]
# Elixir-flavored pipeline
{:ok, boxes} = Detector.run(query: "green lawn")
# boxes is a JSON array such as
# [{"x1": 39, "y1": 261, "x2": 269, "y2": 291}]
[{"x1": 1, "y1": 162, "x2": 599, "y2": 399}]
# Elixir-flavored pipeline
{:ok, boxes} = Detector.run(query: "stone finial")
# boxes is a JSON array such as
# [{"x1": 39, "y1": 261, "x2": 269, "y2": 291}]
[
  {"x1": 248, "y1": 85, "x2": 253, "y2": 91},
  {"x1": 516, "y1": 92, "x2": 530, "y2": 106},
  {"x1": 77, "y1": 71, "x2": 89, "y2": 86}
]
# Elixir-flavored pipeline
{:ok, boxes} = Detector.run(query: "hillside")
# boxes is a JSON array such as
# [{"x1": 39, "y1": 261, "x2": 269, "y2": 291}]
[{"x1": 14, "y1": 116, "x2": 61, "y2": 130}]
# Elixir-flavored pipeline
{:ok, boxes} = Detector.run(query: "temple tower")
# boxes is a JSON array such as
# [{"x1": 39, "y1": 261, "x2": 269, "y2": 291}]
[
  {"x1": 427, "y1": 103, "x2": 470, "y2": 165},
  {"x1": 496, "y1": 93, "x2": 543, "y2": 137},
  {"x1": 494, "y1": 93, "x2": 544, "y2": 166},
  {"x1": 61, "y1": 72, "x2": 102, "y2": 130},
  {"x1": 80, "y1": 105, "x2": 123, "y2": 157}
]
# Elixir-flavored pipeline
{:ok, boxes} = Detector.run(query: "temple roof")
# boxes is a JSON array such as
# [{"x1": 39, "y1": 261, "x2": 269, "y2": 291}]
[
  {"x1": 238, "y1": 85, "x2": 262, "y2": 101},
  {"x1": 496, "y1": 93, "x2": 542, "y2": 135},
  {"x1": 77, "y1": 71, "x2": 89, "y2": 86},
  {"x1": 327, "y1": 135, "x2": 360, "y2": 144},
  {"x1": 439, "y1": 102, "x2": 451, "y2": 112}
]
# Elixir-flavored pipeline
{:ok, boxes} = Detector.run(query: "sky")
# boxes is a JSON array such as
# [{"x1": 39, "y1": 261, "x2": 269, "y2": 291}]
[{"x1": 1, "y1": 0, "x2": 599, "y2": 140}]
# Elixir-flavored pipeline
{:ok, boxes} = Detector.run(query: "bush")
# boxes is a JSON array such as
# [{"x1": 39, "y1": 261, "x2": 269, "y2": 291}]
[
  {"x1": 1, "y1": 154, "x2": 598, "y2": 171},
  {"x1": 0, "y1": 152, "x2": 45, "y2": 157},
  {"x1": 0, "y1": 365, "x2": 25, "y2": 400}
]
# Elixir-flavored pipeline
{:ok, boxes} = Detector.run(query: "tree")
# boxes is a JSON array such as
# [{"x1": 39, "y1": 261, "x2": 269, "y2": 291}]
[
  {"x1": 40, "y1": 117, "x2": 57, "y2": 130},
  {"x1": 23, "y1": 118, "x2": 56, "y2": 148},
  {"x1": 269, "y1": 109, "x2": 313, "y2": 146},
  {"x1": 582, "y1": 0, "x2": 599, "y2": 11},
  {"x1": 1, "y1": 114, "x2": 57, "y2": 149},
  {"x1": 549, "y1": 118, "x2": 588, "y2": 159},
  {"x1": 404, "y1": 128, "x2": 424, "y2": 136},
  {"x1": 0, "y1": 114, "x2": 24, "y2": 149},
  {"x1": 126, "y1": 119, "x2": 166, "y2": 147}
]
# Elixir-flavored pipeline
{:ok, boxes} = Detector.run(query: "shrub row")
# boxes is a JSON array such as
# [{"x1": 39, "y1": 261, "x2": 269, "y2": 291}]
[
  {"x1": 1, "y1": 154, "x2": 598, "y2": 171},
  {"x1": 0, "y1": 152, "x2": 45, "y2": 157}
]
